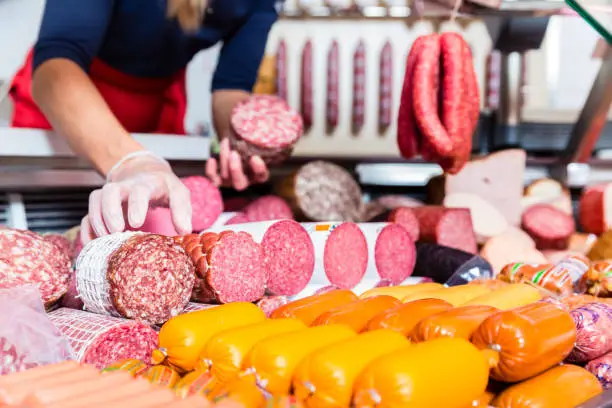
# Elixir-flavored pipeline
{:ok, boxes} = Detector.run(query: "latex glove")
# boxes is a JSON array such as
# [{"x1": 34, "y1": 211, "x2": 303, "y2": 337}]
[
  {"x1": 80, "y1": 151, "x2": 192, "y2": 245},
  {"x1": 205, "y1": 138, "x2": 269, "y2": 191}
]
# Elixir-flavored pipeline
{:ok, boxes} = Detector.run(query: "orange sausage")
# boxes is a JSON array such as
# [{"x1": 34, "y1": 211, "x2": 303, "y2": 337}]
[
  {"x1": 270, "y1": 289, "x2": 358, "y2": 325},
  {"x1": 411, "y1": 305, "x2": 499, "y2": 342},
  {"x1": 311, "y1": 295, "x2": 402, "y2": 331},
  {"x1": 366, "y1": 298, "x2": 453, "y2": 335},
  {"x1": 493, "y1": 365, "x2": 602, "y2": 408},
  {"x1": 472, "y1": 302, "x2": 577, "y2": 382},
  {"x1": 462, "y1": 389, "x2": 496, "y2": 408},
  {"x1": 21, "y1": 371, "x2": 131, "y2": 406}
]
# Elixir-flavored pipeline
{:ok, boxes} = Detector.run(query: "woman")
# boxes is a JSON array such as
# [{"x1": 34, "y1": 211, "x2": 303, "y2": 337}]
[{"x1": 9, "y1": 0, "x2": 276, "y2": 243}]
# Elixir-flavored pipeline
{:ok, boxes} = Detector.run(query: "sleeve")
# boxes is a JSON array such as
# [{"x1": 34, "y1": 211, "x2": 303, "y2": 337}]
[
  {"x1": 33, "y1": 0, "x2": 115, "y2": 73},
  {"x1": 211, "y1": 0, "x2": 278, "y2": 92}
]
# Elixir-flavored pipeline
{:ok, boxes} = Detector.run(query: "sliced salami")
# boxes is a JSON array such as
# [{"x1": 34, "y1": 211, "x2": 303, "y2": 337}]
[
  {"x1": 276, "y1": 161, "x2": 363, "y2": 222},
  {"x1": 230, "y1": 94, "x2": 304, "y2": 165},
  {"x1": 522, "y1": 204, "x2": 575, "y2": 250},
  {"x1": 181, "y1": 176, "x2": 224, "y2": 232},
  {"x1": 411, "y1": 206, "x2": 477, "y2": 254},
  {"x1": 206, "y1": 220, "x2": 314, "y2": 296},
  {"x1": 256, "y1": 296, "x2": 289, "y2": 317},
  {"x1": 580, "y1": 183, "x2": 612, "y2": 235},
  {"x1": 176, "y1": 231, "x2": 266, "y2": 303},
  {"x1": 43, "y1": 234, "x2": 73, "y2": 262},
  {"x1": 370, "y1": 207, "x2": 420, "y2": 241},
  {"x1": 75, "y1": 232, "x2": 194, "y2": 325},
  {"x1": 47, "y1": 308, "x2": 158, "y2": 369},
  {"x1": 0, "y1": 228, "x2": 71, "y2": 307},
  {"x1": 242, "y1": 195, "x2": 294, "y2": 222}
]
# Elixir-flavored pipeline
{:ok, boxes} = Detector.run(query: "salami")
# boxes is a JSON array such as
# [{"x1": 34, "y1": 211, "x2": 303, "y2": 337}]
[
  {"x1": 181, "y1": 176, "x2": 224, "y2": 231},
  {"x1": 412, "y1": 206, "x2": 477, "y2": 254},
  {"x1": 580, "y1": 183, "x2": 612, "y2": 235},
  {"x1": 326, "y1": 40, "x2": 339, "y2": 133},
  {"x1": 443, "y1": 193, "x2": 508, "y2": 244},
  {"x1": 75, "y1": 232, "x2": 194, "y2": 325},
  {"x1": 60, "y1": 270, "x2": 83, "y2": 310},
  {"x1": 256, "y1": 296, "x2": 289, "y2": 317},
  {"x1": 378, "y1": 41, "x2": 393, "y2": 134},
  {"x1": 276, "y1": 161, "x2": 363, "y2": 222},
  {"x1": 225, "y1": 213, "x2": 250, "y2": 225},
  {"x1": 302, "y1": 222, "x2": 368, "y2": 289},
  {"x1": 567, "y1": 303, "x2": 612, "y2": 363},
  {"x1": 230, "y1": 94, "x2": 304, "y2": 165},
  {"x1": 521, "y1": 204, "x2": 575, "y2": 250},
  {"x1": 0, "y1": 228, "x2": 71, "y2": 307},
  {"x1": 43, "y1": 234, "x2": 73, "y2": 261},
  {"x1": 522, "y1": 178, "x2": 573, "y2": 215},
  {"x1": 300, "y1": 40, "x2": 313, "y2": 132},
  {"x1": 370, "y1": 207, "x2": 420, "y2": 241},
  {"x1": 352, "y1": 40, "x2": 366, "y2": 135},
  {"x1": 242, "y1": 195, "x2": 293, "y2": 222},
  {"x1": 177, "y1": 231, "x2": 266, "y2": 303},
  {"x1": 276, "y1": 40, "x2": 287, "y2": 101},
  {"x1": 47, "y1": 308, "x2": 157, "y2": 369},
  {"x1": 587, "y1": 351, "x2": 612, "y2": 389},
  {"x1": 206, "y1": 220, "x2": 314, "y2": 296},
  {"x1": 135, "y1": 207, "x2": 179, "y2": 236}
]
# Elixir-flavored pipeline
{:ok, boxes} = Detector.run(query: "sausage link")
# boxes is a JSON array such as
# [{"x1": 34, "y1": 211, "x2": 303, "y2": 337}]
[
  {"x1": 378, "y1": 41, "x2": 393, "y2": 134},
  {"x1": 326, "y1": 40, "x2": 340, "y2": 133},
  {"x1": 352, "y1": 40, "x2": 367, "y2": 135},
  {"x1": 300, "y1": 40, "x2": 313, "y2": 131},
  {"x1": 276, "y1": 41, "x2": 288, "y2": 101}
]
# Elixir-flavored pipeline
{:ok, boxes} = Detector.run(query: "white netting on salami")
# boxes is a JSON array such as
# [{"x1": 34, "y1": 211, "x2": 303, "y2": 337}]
[
  {"x1": 47, "y1": 308, "x2": 157, "y2": 369},
  {"x1": 183, "y1": 302, "x2": 216, "y2": 313},
  {"x1": 76, "y1": 232, "x2": 137, "y2": 317}
]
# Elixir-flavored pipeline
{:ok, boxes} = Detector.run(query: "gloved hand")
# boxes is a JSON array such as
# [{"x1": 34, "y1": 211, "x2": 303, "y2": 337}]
[{"x1": 80, "y1": 151, "x2": 192, "y2": 245}]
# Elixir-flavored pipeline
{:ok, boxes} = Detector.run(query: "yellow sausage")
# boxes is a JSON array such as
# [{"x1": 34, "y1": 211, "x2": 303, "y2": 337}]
[
  {"x1": 293, "y1": 330, "x2": 409, "y2": 408},
  {"x1": 311, "y1": 295, "x2": 402, "y2": 332},
  {"x1": 153, "y1": 302, "x2": 265, "y2": 372},
  {"x1": 402, "y1": 284, "x2": 491, "y2": 306},
  {"x1": 463, "y1": 283, "x2": 543, "y2": 310},
  {"x1": 241, "y1": 325, "x2": 356, "y2": 396},
  {"x1": 353, "y1": 338, "x2": 489, "y2": 408},
  {"x1": 410, "y1": 305, "x2": 499, "y2": 342},
  {"x1": 359, "y1": 283, "x2": 444, "y2": 300},
  {"x1": 197, "y1": 318, "x2": 306, "y2": 383}
]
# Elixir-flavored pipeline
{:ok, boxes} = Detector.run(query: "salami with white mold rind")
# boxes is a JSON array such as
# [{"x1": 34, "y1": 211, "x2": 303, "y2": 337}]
[{"x1": 75, "y1": 232, "x2": 194, "y2": 325}]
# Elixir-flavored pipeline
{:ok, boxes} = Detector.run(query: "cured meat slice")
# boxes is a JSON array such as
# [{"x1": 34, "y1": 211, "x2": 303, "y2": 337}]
[
  {"x1": 47, "y1": 308, "x2": 157, "y2": 369},
  {"x1": 369, "y1": 207, "x2": 420, "y2": 241},
  {"x1": 580, "y1": 183, "x2": 612, "y2": 235},
  {"x1": 75, "y1": 232, "x2": 194, "y2": 325},
  {"x1": 256, "y1": 296, "x2": 289, "y2": 317},
  {"x1": 443, "y1": 192, "x2": 509, "y2": 243},
  {"x1": 411, "y1": 206, "x2": 477, "y2": 254},
  {"x1": 181, "y1": 176, "x2": 224, "y2": 232},
  {"x1": 176, "y1": 231, "x2": 266, "y2": 303},
  {"x1": 567, "y1": 303, "x2": 612, "y2": 363},
  {"x1": 276, "y1": 161, "x2": 363, "y2": 222},
  {"x1": 43, "y1": 234, "x2": 73, "y2": 261},
  {"x1": 206, "y1": 220, "x2": 314, "y2": 296},
  {"x1": 302, "y1": 222, "x2": 368, "y2": 289},
  {"x1": 0, "y1": 228, "x2": 71, "y2": 307},
  {"x1": 521, "y1": 204, "x2": 575, "y2": 250},
  {"x1": 230, "y1": 94, "x2": 304, "y2": 165},
  {"x1": 242, "y1": 195, "x2": 293, "y2": 222}
]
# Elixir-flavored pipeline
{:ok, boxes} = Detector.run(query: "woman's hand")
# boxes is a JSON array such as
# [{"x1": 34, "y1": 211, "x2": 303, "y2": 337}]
[{"x1": 205, "y1": 138, "x2": 269, "y2": 190}]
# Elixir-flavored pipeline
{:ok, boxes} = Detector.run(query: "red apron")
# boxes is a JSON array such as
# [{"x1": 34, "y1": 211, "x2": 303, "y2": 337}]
[{"x1": 9, "y1": 50, "x2": 187, "y2": 134}]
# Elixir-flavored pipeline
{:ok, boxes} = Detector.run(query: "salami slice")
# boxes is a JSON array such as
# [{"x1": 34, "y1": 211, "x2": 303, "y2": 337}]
[
  {"x1": 522, "y1": 204, "x2": 575, "y2": 250},
  {"x1": 230, "y1": 94, "x2": 304, "y2": 165},
  {"x1": 43, "y1": 234, "x2": 73, "y2": 262},
  {"x1": 47, "y1": 308, "x2": 158, "y2": 369},
  {"x1": 411, "y1": 206, "x2": 477, "y2": 254},
  {"x1": 256, "y1": 296, "x2": 289, "y2": 317},
  {"x1": 443, "y1": 192, "x2": 509, "y2": 244},
  {"x1": 206, "y1": 220, "x2": 314, "y2": 296},
  {"x1": 181, "y1": 176, "x2": 224, "y2": 232},
  {"x1": 302, "y1": 222, "x2": 368, "y2": 289},
  {"x1": 276, "y1": 161, "x2": 363, "y2": 222},
  {"x1": 0, "y1": 228, "x2": 71, "y2": 307},
  {"x1": 176, "y1": 231, "x2": 266, "y2": 303},
  {"x1": 370, "y1": 207, "x2": 420, "y2": 241},
  {"x1": 580, "y1": 183, "x2": 612, "y2": 235},
  {"x1": 75, "y1": 232, "x2": 194, "y2": 325},
  {"x1": 242, "y1": 195, "x2": 294, "y2": 222}
]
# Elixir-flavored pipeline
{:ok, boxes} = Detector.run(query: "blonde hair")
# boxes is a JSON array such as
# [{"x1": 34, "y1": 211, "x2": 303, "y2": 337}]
[{"x1": 167, "y1": 0, "x2": 208, "y2": 32}]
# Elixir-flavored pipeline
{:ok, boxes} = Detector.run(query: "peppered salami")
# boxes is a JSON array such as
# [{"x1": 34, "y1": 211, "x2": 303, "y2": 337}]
[
  {"x1": 177, "y1": 231, "x2": 266, "y2": 303},
  {"x1": 243, "y1": 195, "x2": 294, "y2": 222},
  {"x1": 206, "y1": 220, "x2": 314, "y2": 296},
  {"x1": 326, "y1": 40, "x2": 340, "y2": 133},
  {"x1": 47, "y1": 308, "x2": 158, "y2": 369},
  {"x1": 378, "y1": 41, "x2": 393, "y2": 134},
  {"x1": 0, "y1": 228, "x2": 71, "y2": 307},
  {"x1": 412, "y1": 206, "x2": 477, "y2": 254},
  {"x1": 302, "y1": 222, "x2": 368, "y2": 289},
  {"x1": 256, "y1": 296, "x2": 289, "y2": 317},
  {"x1": 181, "y1": 176, "x2": 224, "y2": 232},
  {"x1": 567, "y1": 303, "x2": 612, "y2": 363},
  {"x1": 75, "y1": 232, "x2": 194, "y2": 325},
  {"x1": 230, "y1": 94, "x2": 304, "y2": 165},
  {"x1": 587, "y1": 351, "x2": 612, "y2": 389},
  {"x1": 276, "y1": 161, "x2": 363, "y2": 222},
  {"x1": 522, "y1": 204, "x2": 575, "y2": 250}
]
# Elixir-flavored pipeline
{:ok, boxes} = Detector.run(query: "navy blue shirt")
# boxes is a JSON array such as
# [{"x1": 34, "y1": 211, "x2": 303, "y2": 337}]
[{"x1": 33, "y1": 0, "x2": 278, "y2": 92}]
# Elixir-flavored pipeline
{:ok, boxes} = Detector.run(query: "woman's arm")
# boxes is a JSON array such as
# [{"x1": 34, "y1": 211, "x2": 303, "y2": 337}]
[{"x1": 31, "y1": 0, "x2": 144, "y2": 176}]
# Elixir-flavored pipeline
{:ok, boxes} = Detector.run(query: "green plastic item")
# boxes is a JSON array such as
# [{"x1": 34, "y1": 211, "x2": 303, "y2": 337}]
[{"x1": 565, "y1": 0, "x2": 612, "y2": 44}]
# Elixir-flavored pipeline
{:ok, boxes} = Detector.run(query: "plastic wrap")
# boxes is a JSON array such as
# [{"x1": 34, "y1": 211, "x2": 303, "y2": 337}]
[
  {"x1": 567, "y1": 303, "x2": 612, "y2": 363},
  {"x1": 578, "y1": 260, "x2": 612, "y2": 297},
  {"x1": 0, "y1": 285, "x2": 73, "y2": 375},
  {"x1": 587, "y1": 351, "x2": 612, "y2": 389}
]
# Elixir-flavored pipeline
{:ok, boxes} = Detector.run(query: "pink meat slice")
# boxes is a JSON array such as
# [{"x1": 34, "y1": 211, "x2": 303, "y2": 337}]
[
  {"x1": 243, "y1": 195, "x2": 294, "y2": 222},
  {"x1": 388, "y1": 207, "x2": 420, "y2": 241},
  {"x1": 374, "y1": 224, "x2": 416, "y2": 284},
  {"x1": 521, "y1": 204, "x2": 575, "y2": 250},
  {"x1": 411, "y1": 206, "x2": 477, "y2": 254},
  {"x1": 181, "y1": 176, "x2": 224, "y2": 232},
  {"x1": 323, "y1": 222, "x2": 368, "y2": 288}
]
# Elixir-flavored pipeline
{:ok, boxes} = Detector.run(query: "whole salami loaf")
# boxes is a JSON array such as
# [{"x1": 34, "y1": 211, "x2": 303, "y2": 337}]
[
  {"x1": 276, "y1": 161, "x2": 363, "y2": 222},
  {"x1": 0, "y1": 228, "x2": 71, "y2": 307},
  {"x1": 587, "y1": 351, "x2": 612, "y2": 389},
  {"x1": 230, "y1": 94, "x2": 304, "y2": 165},
  {"x1": 47, "y1": 308, "x2": 158, "y2": 369},
  {"x1": 567, "y1": 303, "x2": 612, "y2": 363},
  {"x1": 75, "y1": 232, "x2": 194, "y2": 325},
  {"x1": 176, "y1": 231, "x2": 266, "y2": 303}
]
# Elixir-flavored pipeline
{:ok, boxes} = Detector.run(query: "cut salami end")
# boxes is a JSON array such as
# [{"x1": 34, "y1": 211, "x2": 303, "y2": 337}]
[
  {"x1": 243, "y1": 195, "x2": 294, "y2": 222},
  {"x1": 373, "y1": 224, "x2": 416, "y2": 284},
  {"x1": 324, "y1": 222, "x2": 368, "y2": 288},
  {"x1": 411, "y1": 206, "x2": 477, "y2": 254},
  {"x1": 388, "y1": 207, "x2": 420, "y2": 241},
  {"x1": 181, "y1": 176, "x2": 224, "y2": 232},
  {"x1": 580, "y1": 183, "x2": 612, "y2": 235},
  {"x1": 43, "y1": 234, "x2": 73, "y2": 261},
  {"x1": 47, "y1": 308, "x2": 158, "y2": 369},
  {"x1": 521, "y1": 204, "x2": 575, "y2": 250},
  {"x1": 443, "y1": 192, "x2": 509, "y2": 243}
]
